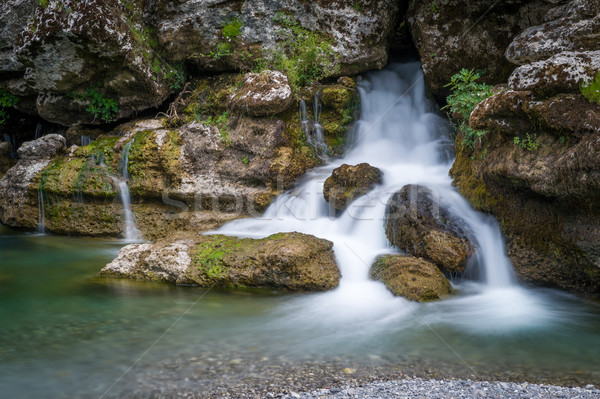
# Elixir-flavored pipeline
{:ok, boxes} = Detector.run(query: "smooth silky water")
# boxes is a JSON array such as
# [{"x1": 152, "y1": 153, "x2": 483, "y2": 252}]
[{"x1": 1, "y1": 63, "x2": 599, "y2": 398}]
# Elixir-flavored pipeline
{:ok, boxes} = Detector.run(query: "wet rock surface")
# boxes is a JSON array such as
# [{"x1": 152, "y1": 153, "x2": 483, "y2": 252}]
[
  {"x1": 406, "y1": 0, "x2": 557, "y2": 99},
  {"x1": 323, "y1": 163, "x2": 382, "y2": 211},
  {"x1": 17, "y1": 134, "x2": 65, "y2": 159},
  {"x1": 370, "y1": 255, "x2": 451, "y2": 302},
  {"x1": 100, "y1": 232, "x2": 340, "y2": 291},
  {"x1": 385, "y1": 185, "x2": 475, "y2": 274},
  {"x1": 451, "y1": 0, "x2": 600, "y2": 295}
]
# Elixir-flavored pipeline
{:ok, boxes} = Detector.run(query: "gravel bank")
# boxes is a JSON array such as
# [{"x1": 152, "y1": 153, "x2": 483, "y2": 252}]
[{"x1": 290, "y1": 379, "x2": 599, "y2": 399}]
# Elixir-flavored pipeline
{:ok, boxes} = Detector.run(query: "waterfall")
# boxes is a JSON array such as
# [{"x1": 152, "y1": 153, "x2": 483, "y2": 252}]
[
  {"x1": 80, "y1": 135, "x2": 92, "y2": 146},
  {"x1": 300, "y1": 92, "x2": 328, "y2": 159},
  {"x1": 214, "y1": 63, "x2": 549, "y2": 332},
  {"x1": 34, "y1": 123, "x2": 43, "y2": 140},
  {"x1": 114, "y1": 141, "x2": 141, "y2": 241},
  {"x1": 37, "y1": 180, "x2": 45, "y2": 234}
]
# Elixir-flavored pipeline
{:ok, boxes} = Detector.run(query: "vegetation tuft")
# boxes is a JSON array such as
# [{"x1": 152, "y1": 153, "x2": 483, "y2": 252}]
[
  {"x1": 580, "y1": 72, "x2": 600, "y2": 104},
  {"x1": 442, "y1": 69, "x2": 495, "y2": 151},
  {"x1": 0, "y1": 89, "x2": 20, "y2": 125}
]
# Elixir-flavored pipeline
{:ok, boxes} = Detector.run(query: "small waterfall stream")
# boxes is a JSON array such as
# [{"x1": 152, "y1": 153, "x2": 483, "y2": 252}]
[
  {"x1": 300, "y1": 92, "x2": 328, "y2": 159},
  {"x1": 114, "y1": 141, "x2": 141, "y2": 241},
  {"x1": 215, "y1": 62, "x2": 552, "y2": 333}
]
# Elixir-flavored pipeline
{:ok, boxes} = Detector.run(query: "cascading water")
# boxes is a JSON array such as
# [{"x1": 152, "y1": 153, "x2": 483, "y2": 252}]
[
  {"x1": 300, "y1": 92, "x2": 328, "y2": 159},
  {"x1": 114, "y1": 140, "x2": 141, "y2": 241},
  {"x1": 215, "y1": 62, "x2": 552, "y2": 334},
  {"x1": 37, "y1": 180, "x2": 45, "y2": 234}
]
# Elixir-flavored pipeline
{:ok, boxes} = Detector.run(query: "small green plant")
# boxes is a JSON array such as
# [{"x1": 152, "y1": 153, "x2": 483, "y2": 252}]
[
  {"x1": 442, "y1": 68, "x2": 495, "y2": 151},
  {"x1": 38, "y1": 0, "x2": 49, "y2": 8},
  {"x1": 205, "y1": 111, "x2": 231, "y2": 143},
  {"x1": 0, "y1": 89, "x2": 20, "y2": 125},
  {"x1": 559, "y1": 136, "x2": 566, "y2": 145},
  {"x1": 260, "y1": 12, "x2": 339, "y2": 90},
  {"x1": 352, "y1": 1, "x2": 362, "y2": 12},
  {"x1": 203, "y1": 16, "x2": 244, "y2": 60},
  {"x1": 513, "y1": 133, "x2": 539, "y2": 152},
  {"x1": 429, "y1": 2, "x2": 438, "y2": 13},
  {"x1": 242, "y1": 157, "x2": 249, "y2": 164},
  {"x1": 580, "y1": 72, "x2": 600, "y2": 104},
  {"x1": 75, "y1": 88, "x2": 119, "y2": 123}
]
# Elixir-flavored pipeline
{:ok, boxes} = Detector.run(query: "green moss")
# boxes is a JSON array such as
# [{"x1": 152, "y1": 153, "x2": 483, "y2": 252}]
[
  {"x1": 192, "y1": 236, "x2": 233, "y2": 280},
  {"x1": 580, "y1": 71, "x2": 600, "y2": 104}
]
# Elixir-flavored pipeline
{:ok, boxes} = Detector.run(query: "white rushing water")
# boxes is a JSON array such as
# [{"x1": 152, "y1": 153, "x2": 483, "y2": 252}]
[
  {"x1": 215, "y1": 63, "x2": 559, "y2": 335},
  {"x1": 114, "y1": 140, "x2": 141, "y2": 241}
]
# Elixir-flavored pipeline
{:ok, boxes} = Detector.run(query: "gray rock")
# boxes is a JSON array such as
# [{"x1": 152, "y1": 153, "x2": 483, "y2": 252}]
[
  {"x1": 157, "y1": 0, "x2": 399, "y2": 75},
  {"x1": 506, "y1": 0, "x2": 600, "y2": 64},
  {"x1": 508, "y1": 50, "x2": 600, "y2": 97},
  {"x1": 17, "y1": 134, "x2": 66, "y2": 160},
  {"x1": 229, "y1": 70, "x2": 293, "y2": 116}
]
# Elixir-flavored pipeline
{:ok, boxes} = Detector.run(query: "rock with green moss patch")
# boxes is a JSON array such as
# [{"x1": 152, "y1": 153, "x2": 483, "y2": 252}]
[
  {"x1": 370, "y1": 254, "x2": 452, "y2": 302},
  {"x1": 100, "y1": 232, "x2": 340, "y2": 291},
  {"x1": 323, "y1": 163, "x2": 382, "y2": 211}
]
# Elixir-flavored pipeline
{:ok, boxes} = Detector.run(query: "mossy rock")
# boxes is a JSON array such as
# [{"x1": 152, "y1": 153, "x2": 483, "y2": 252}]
[
  {"x1": 101, "y1": 232, "x2": 341, "y2": 291},
  {"x1": 188, "y1": 232, "x2": 340, "y2": 290},
  {"x1": 371, "y1": 254, "x2": 452, "y2": 302}
]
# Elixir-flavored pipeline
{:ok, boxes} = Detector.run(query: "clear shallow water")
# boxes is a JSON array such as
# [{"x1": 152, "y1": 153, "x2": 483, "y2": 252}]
[
  {"x1": 1, "y1": 63, "x2": 600, "y2": 397},
  {"x1": 0, "y1": 227, "x2": 599, "y2": 398}
]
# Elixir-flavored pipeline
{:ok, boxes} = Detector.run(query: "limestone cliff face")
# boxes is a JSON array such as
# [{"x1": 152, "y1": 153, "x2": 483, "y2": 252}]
[{"x1": 450, "y1": 0, "x2": 600, "y2": 295}]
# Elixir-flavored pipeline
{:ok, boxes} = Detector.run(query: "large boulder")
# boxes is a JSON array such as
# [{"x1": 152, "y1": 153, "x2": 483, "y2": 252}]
[
  {"x1": 385, "y1": 185, "x2": 474, "y2": 273},
  {"x1": 100, "y1": 232, "x2": 341, "y2": 291},
  {"x1": 156, "y1": 0, "x2": 400, "y2": 75},
  {"x1": 505, "y1": 0, "x2": 600, "y2": 65},
  {"x1": 323, "y1": 163, "x2": 382, "y2": 211},
  {"x1": 0, "y1": 0, "x2": 36, "y2": 73},
  {"x1": 370, "y1": 254, "x2": 452, "y2": 302},
  {"x1": 406, "y1": 0, "x2": 559, "y2": 99},
  {"x1": 10, "y1": 0, "x2": 174, "y2": 125}
]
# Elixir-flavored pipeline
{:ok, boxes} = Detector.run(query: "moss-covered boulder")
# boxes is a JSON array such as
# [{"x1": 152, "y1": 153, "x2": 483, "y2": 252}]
[
  {"x1": 385, "y1": 185, "x2": 475, "y2": 274},
  {"x1": 323, "y1": 163, "x2": 382, "y2": 211},
  {"x1": 100, "y1": 232, "x2": 340, "y2": 291},
  {"x1": 370, "y1": 254, "x2": 452, "y2": 302}
]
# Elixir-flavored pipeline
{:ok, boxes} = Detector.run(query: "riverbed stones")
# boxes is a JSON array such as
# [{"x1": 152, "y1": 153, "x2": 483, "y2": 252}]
[
  {"x1": 371, "y1": 255, "x2": 451, "y2": 302},
  {"x1": 385, "y1": 185, "x2": 474, "y2": 274},
  {"x1": 100, "y1": 232, "x2": 340, "y2": 291},
  {"x1": 323, "y1": 163, "x2": 382, "y2": 211}
]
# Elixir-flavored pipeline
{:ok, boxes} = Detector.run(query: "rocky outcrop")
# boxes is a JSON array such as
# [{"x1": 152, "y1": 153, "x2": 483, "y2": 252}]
[
  {"x1": 385, "y1": 185, "x2": 474, "y2": 274},
  {"x1": 100, "y1": 232, "x2": 340, "y2": 291},
  {"x1": 17, "y1": 134, "x2": 65, "y2": 159},
  {"x1": 323, "y1": 163, "x2": 382, "y2": 211},
  {"x1": 157, "y1": 0, "x2": 399, "y2": 75},
  {"x1": 229, "y1": 71, "x2": 294, "y2": 116},
  {"x1": 406, "y1": 0, "x2": 559, "y2": 99},
  {"x1": 450, "y1": 0, "x2": 600, "y2": 295},
  {"x1": 0, "y1": 0, "x2": 36, "y2": 74},
  {"x1": 370, "y1": 254, "x2": 452, "y2": 302},
  {"x1": 505, "y1": 0, "x2": 600, "y2": 64},
  {"x1": 8, "y1": 0, "x2": 174, "y2": 126}
]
